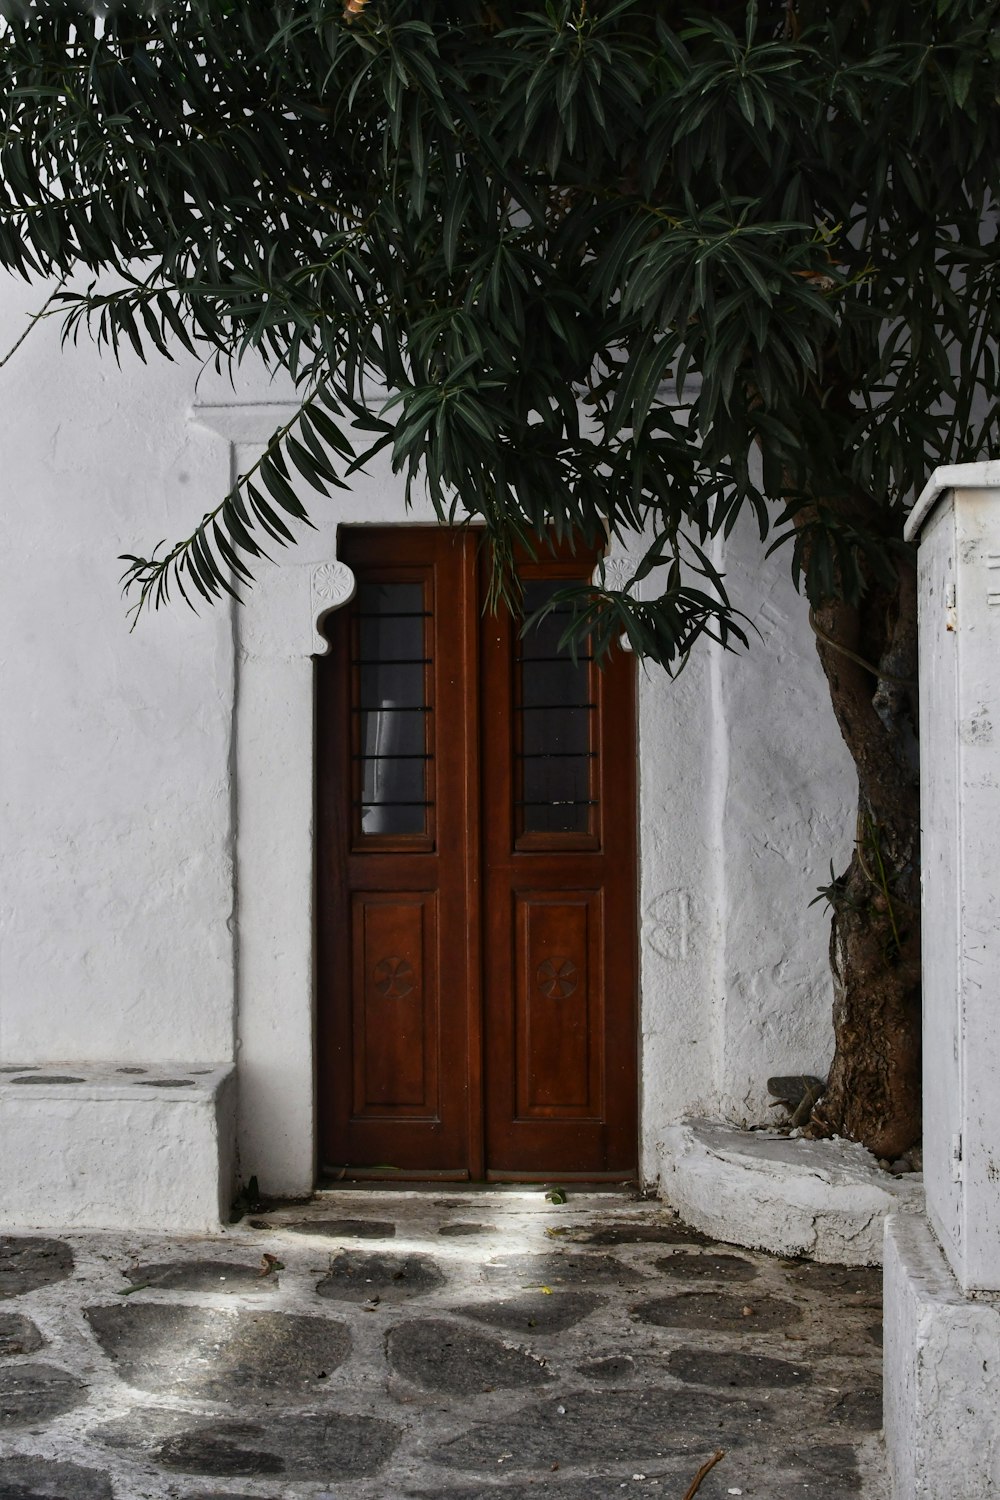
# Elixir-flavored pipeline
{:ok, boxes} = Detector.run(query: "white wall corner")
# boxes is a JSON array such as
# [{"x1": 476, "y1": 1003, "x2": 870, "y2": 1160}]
[
  {"x1": 909, "y1": 474, "x2": 1000, "y2": 1293},
  {"x1": 638, "y1": 639, "x2": 725, "y2": 1183},
  {"x1": 232, "y1": 494, "x2": 362, "y2": 1196}
]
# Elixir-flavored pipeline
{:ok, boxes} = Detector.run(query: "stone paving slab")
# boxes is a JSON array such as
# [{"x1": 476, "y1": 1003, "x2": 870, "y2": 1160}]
[
  {"x1": 0, "y1": 1237, "x2": 74, "y2": 1299},
  {"x1": 84, "y1": 1304, "x2": 352, "y2": 1399},
  {"x1": 0, "y1": 1188, "x2": 889, "y2": 1499},
  {"x1": 631, "y1": 1291, "x2": 804, "y2": 1333},
  {"x1": 386, "y1": 1317, "x2": 553, "y2": 1394},
  {"x1": 0, "y1": 1455, "x2": 113, "y2": 1498},
  {"x1": 457, "y1": 1290, "x2": 603, "y2": 1335},
  {"x1": 315, "y1": 1250, "x2": 446, "y2": 1304},
  {"x1": 0, "y1": 1313, "x2": 43, "y2": 1357},
  {"x1": 121, "y1": 1262, "x2": 280, "y2": 1296},
  {"x1": 92, "y1": 1407, "x2": 400, "y2": 1481}
]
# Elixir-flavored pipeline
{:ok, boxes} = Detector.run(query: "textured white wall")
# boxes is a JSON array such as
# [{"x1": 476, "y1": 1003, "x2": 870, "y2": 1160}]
[
  {"x1": 637, "y1": 621, "x2": 725, "y2": 1173},
  {"x1": 0, "y1": 278, "x2": 236, "y2": 1065},
  {"x1": 637, "y1": 511, "x2": 856, "y2": 1177},
  {"x1": 1, "y1": 273, "x2": 856, "y2": 1193},
  {"x1": 716, "y1": 509, "x2": 856, "y2": 1124}
]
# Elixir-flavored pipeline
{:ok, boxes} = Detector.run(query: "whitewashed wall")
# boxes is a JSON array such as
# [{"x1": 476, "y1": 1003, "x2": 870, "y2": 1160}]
[
  {"x1": 0, "y1": 275, "x2": 855, "y2": 1202},
  {"x1": 637, "y1": 510, "x2": 855, "y2": 1178},
  {"x1": 0, "y1": 280, "x2": 236, "y2": 1067},
  {"x1": 717, "y1": 510, "x2": 856, "y2": 1122}
]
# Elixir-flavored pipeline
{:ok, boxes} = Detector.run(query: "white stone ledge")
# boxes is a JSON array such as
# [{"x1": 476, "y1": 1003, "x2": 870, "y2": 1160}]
[
  {"x1": 884, "y1": 1213, "x2": 1000, "y2": 1498},
  {"x1": 659, "y1": 1119, "x2": 925, "y2": 1265},
  {"x1": 0, "y1": 1064, "x2": 236, "y2": 1233},
  {"x1": 904, "y1": 458, "x2": 1000, "y2": 540}
]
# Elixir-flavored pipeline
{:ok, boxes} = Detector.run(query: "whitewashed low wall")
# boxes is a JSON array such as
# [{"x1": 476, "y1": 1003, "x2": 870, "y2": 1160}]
[
  {"x1": 661, "y1": 1120, "x2": 923, "y2": 1265},
  {"x1": 0, "y1": 1066, "x2": 235, "y2": 1232}
]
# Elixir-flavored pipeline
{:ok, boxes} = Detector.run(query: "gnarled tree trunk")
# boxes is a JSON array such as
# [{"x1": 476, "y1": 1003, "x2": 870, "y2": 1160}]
[{"x1": 808, "y1": 563, "x2": 922, "y2": 1159}]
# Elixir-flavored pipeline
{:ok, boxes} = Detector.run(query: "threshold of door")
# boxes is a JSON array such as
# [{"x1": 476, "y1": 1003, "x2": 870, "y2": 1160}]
[
  {"x1": 317, "y1": 1167, "x2": 638, "y2": 1187},
  {"x1": 486, "y1": 1170, "x2": 638, "y2": 1185},
  {"x1": 319, "y1": 1166, "x2": 470, "y2": 1183}
]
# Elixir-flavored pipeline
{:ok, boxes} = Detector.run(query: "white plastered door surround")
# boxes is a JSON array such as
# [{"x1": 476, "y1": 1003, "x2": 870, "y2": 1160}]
[
  {"x1": 192, "y1": 372, "x2": 846, "y2": 1201},
  {"x1": 193, "y1": 392, "x2": 655, "y2": 1196}
]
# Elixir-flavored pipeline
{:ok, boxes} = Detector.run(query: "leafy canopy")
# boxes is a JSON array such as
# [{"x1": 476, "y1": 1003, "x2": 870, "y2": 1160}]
[{"x1": 1, "y1": 0, "x2": 998, "y2": 658}]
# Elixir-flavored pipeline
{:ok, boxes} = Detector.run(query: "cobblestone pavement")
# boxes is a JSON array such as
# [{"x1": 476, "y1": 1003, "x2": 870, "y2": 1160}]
[{"x1": 0, "y1": 1190, "x2": 889, "y2": 1500}]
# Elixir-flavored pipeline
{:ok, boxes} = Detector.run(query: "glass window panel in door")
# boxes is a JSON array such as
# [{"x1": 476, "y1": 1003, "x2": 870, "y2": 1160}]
[
  {"x1": 516, "y1": 580, "x2": 597, "y2": 835},
  {"x1": 353, "y1": 580, "x2": 431, "y2": 836}
]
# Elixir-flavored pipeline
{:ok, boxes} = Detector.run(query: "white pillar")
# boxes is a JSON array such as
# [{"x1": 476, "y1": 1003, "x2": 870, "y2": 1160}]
[
  {"x1": 884, "y1": 462, "x2": 1000, "y2": 1499},
  {"x1": 905, "y1": 461, "x2": 1000, "y2": 1290}
]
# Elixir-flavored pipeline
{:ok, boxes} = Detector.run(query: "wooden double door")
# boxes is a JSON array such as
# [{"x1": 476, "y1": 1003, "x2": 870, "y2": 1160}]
[{"x1": 316, "y1": 527, "x2": 637, "y2": 1179}]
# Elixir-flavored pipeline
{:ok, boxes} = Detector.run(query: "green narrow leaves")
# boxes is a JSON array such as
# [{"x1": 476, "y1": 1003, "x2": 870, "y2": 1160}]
[
  {"x1": 0, "y1": 0, "x2": 996, "y2": 656},
  {"x1": 119, "y1": 387, "x2": 354, "y2": 620}
]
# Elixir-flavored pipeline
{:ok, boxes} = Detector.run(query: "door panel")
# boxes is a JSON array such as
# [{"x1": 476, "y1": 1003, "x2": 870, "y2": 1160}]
[
  {"x1": 514, "y1": 889, "x2": 603, "y2": 1116},
  {"x1": 317, "y1": 529, "x2": 636, "y2": 1178},
  {"x1": 350, "y1": 891, "x2": 438, "y2": 1114},
  {"x1": 480, "y1": 551, "x2": 638, "y2": 1176},
  {"x1": 317, "y1": 528, "x2": 479, "y2": 1174}
]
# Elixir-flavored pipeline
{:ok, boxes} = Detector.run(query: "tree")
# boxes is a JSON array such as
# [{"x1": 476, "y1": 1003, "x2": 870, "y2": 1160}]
[{"x1": 2, "y1": 0, "x2": 998, "y2": 1157}]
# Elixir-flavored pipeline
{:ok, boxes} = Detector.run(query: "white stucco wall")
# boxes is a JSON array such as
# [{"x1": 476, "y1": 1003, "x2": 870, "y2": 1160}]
[
  {"x1": 0, "y1": 279, "x2": 236, "y2": 1067},
  {"x1": 636, "y1": 511, "x2": 855, "y2": 1177},
  {"x1": 1, "y1": 275, "x2": 856, "y2": 1205},
  {"x1": 636, "y1": 629, "x2": 723, "y2": 1161},
  {"x1": 716, "y1": 510, "x2": 856, "y2": 1124}
]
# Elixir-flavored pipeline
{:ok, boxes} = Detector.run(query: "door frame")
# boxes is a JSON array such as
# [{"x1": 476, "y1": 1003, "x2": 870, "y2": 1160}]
[{"x1": 315, "y1": 525, "x2": 638, "y2": 1181}]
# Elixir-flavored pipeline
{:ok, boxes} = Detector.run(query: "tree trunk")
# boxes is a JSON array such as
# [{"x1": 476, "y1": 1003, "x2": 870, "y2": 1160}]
[{"x1": 807, "y1": 563, "x2": 922, "y2": 1159}]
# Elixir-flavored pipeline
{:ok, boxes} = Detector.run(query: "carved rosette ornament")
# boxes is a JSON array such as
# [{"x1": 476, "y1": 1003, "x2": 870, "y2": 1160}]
[
  {"x1": 593, "y1": 555, "x2": 634, "y2": 595},
  {"x1": 591, "y1": 554, "x2": 637, "y2": 652},
  {"x1": 311, "y1": 560, "x2": 357, "y2": 654}
]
